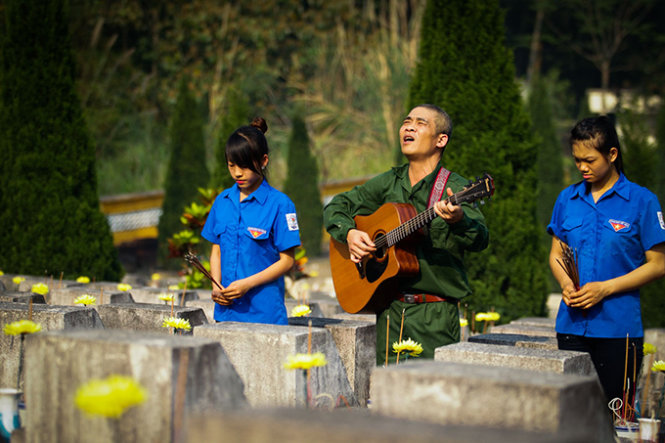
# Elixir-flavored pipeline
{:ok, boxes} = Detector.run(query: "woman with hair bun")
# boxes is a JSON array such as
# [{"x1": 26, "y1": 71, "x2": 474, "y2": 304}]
[
  {"x1": 548, "y1": 115, "x2": 665, "y2": 404},
  {"x1": 201, "y1": 117, "x2": 301, "y2": 324}
]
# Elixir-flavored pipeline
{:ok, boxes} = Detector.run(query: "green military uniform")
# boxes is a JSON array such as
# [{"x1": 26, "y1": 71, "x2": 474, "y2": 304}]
[{"x1": 323, "y1": 163, "x2": 489, "y2": 364}]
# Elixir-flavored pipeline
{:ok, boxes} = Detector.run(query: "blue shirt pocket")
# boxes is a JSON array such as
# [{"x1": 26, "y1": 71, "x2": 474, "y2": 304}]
[{"x1": 560, "y1": 216, "x2": 584, "y2": 246}]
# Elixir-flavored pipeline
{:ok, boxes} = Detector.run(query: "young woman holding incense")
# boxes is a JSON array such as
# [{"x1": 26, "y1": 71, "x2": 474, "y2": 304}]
[
  {"x1": 547, "y1": 116, "x2": 665, "y2": 405},
  {"x1": 201, "y1": 117, "x2": 301, "y2": 325}
]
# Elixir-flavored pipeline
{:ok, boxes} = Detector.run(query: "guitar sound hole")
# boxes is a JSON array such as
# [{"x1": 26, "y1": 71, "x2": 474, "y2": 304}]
[{"x1": 373, "y1": 233, "x2": 386, "y2": 259}]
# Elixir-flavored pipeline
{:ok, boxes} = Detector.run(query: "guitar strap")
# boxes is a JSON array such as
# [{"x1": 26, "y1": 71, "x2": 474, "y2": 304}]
[{"x1": 427, "y1": 166, "x2": 451, "y2": 208}]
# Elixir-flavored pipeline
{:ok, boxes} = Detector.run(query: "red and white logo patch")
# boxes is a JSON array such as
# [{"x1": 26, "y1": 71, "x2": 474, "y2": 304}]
[
  {"x1": 247, "y1": 227, "x2": 266, "y2": 238},
  {"x1": 608, "y1": 219, "x2": 630, "y2": 232}
]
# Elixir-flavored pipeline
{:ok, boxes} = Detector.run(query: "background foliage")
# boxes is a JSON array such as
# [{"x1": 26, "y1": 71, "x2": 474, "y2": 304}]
[{"x1": 0, "y1": 0, "x2": 122, "y2": 281}]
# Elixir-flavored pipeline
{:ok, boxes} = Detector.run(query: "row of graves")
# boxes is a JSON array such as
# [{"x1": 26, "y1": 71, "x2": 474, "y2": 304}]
[{"x1": 1, "y1": 273, "x2": 664, "y2": 442}]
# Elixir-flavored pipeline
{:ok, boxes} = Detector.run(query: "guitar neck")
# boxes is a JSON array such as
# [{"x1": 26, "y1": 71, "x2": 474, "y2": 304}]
[{"x1": 375, "y1": 195, "x2": 459, "y2": 249}]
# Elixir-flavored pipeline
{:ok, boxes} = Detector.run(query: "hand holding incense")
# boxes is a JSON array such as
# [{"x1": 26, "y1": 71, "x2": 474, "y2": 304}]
[{"x1": 184, "y1": 251, "x2": 224, "y2": 290}]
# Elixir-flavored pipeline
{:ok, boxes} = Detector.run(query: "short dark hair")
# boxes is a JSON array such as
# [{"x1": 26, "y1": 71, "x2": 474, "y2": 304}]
[
  {"x1": 570, "y1": 116, "x2": 623, "y2": 173},
  {"x1": 415, "y1": 104, "x2": 453, "y2": 137},
  {"x1": 225, "y1": 117, "x2": 269, "y2": 175}
]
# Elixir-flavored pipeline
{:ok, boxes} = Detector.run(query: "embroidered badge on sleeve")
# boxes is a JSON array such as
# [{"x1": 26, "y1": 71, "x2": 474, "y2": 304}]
[
  {"x1": 286, "y1": 213, "x2": 299, "y2": 231},
  {"x1": 658, "y1": 211, "x2": 665, "y2": 230},
  {"x1": 609, "y1": 219, "x2": 630, "y2": 232}
]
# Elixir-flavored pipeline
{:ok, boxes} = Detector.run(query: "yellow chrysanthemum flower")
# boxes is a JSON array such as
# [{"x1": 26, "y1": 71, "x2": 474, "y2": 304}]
[
  {"x1": 76, "y1": 276, "x2": 90, "y2": 284},
  {"x1": 309, "y1": 271, "x2": 319, "y2": 277},
  {"x1": 31, "y1": 283, "x2": 49, "y2": 295},
  {"x1": 290, "y1": 304, "x2": 311, "y2": 317},
  {"x1": 151, "y1": 273, "x2": 161, "y2": 281},
  {"x1": 284, "y1": 352, "x2": 328, "y2": 370},
  {"x1": 4, "y1": 320, "x2": 42, "y2": 336},
  {"x1": 486, "y1": 312, "x2": 501, "y2": 322},
  {"x1": 644, "y1": 343, "x2": 657, "y2": 356},
  {"x1": 117, "y1": 283, "x2": 132, "y2": 292},
  {"x1": 158, "y1": 293, "x2": 175, "y2": 302},
  {"x1": 161, "y1": 317, "x2": 191, "y2": 331},
  {"x1": 460, "y1": 318, "x2": 468, "y2": 328},
  {"x1": 652, "y1": 360, "x2": 665, "y2": 372},
  {"x1": 12, "y1": 276, "x2": 25, "y2": 285},
  {"x1": 475, "y1": 312, "x2": 489, "y2": 322},
  {"x1": 168, "y1": 284, "x2": 180, "y2": 291},
  {"x1": 392, "y1": 338, "x2": 423, "y2": 357},
  {"x1": 75, "y1": 375, "x2": 146, "y2": 418},
  {"x1": 0, "y1": 270, "x2": 4, "y2": 276},
  {"x1": 74, "y1": 295, "x2": 97, "y2": 306}
]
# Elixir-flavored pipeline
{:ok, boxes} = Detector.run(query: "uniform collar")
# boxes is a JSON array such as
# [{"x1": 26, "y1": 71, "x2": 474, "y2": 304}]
[
  {"x1": 572, "y1": 172, "x2": 630, "y2": 201},
  {"x1": 393, "y1": 163, "x2": 442, "y2": 191},
  {"x1": 222, "y1": 178, "x2": 270, "y2": 204}
]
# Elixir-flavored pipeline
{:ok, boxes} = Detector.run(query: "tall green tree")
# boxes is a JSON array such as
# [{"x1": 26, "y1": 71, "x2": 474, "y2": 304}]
[
  {"x1": 527, "y1": 72, "x2": 564, "y2": 239},
  {"x1": 283, "y1": 113, "x2": 323, "y2": 256},
  {"x1": 407, "y1": 0, "x2": 549, "y2": 320},
  {"x1": 157, "y1": 79, "x2": 209, "y2": 266},
  {"x1": 619, "y1": 106, "x2": 665, "y2": 328},
  {"x1": 211, "y1": 88, "x2": 250, "y2": 191},
  {"x1": 0, "y1": 0, "x2": 123, "y2": 281}
]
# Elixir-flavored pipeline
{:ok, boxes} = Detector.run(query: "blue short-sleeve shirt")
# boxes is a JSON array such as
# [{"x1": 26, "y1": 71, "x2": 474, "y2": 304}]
[
  {"x1": 547, "y1": 173, "x2": 665, "y2": 338},
  {"x1": 201, "y1": 179, "x2": 301, "y2": 325}
]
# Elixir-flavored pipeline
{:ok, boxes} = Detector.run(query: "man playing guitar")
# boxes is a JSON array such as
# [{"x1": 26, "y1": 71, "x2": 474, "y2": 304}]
[{"x1": 324, "y1": 104, "x2": 489, "y2": 364}]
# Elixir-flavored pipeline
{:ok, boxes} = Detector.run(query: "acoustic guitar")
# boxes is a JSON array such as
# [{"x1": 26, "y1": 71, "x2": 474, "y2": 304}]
[{"x1": 329, "y1": 173, "x2": 494, "y2": 314}]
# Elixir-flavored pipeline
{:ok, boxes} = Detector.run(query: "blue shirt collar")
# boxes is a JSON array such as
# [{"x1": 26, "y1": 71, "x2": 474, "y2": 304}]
[
  {"x1": 572, "y1": 172, "x2": 630, "y2": 202},
  {"x1": 224, "y1": 178, "x2": 270, "y2": 204}
]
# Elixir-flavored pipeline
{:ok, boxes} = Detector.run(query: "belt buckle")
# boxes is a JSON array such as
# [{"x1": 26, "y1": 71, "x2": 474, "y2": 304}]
[{"x1": 403, "y1": 294, "x2": 416, "y2": 303}]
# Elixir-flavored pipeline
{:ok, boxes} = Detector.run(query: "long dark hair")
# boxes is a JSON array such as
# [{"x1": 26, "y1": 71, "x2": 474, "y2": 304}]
[
  {"x1": 225, "y1": 117, "x2": 269, "y2": 176},
  {"x1": 569, "y1": 116, "x2": 624, "y2": 173}
]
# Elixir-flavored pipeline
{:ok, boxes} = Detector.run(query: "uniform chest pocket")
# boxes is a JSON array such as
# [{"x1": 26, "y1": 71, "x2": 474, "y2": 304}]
[
  {"x1": 244, "y1": 225, "x2": 271, "y2": 241},
  {"x1": 561, "y1": 217, "x2": 583, "y2": 232}
]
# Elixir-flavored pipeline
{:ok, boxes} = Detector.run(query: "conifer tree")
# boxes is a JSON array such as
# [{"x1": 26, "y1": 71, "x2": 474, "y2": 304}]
[
  {"x1": 0, "y1": 0, "x2": 122, "y2": 281},
  {"x1": 211, "y1": 88, "x2": 250, "y2": 190},
  {"x1": 283, "y1": 113, "x2": 323, "y2": 256},
  {"x1": 527, "y1": 74, "x2": 564, "y2": 244},
  {"x1": 407, "y1": 0, "x2": 549, "y2": 320},
  {"x1": 157, "y1": 79, "x2": 209, "y2": 265}
]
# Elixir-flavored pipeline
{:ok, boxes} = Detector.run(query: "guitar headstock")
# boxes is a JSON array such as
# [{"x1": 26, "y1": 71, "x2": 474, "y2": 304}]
[{"x1": 452, "y1": 173, "x2": 495, "y2": 205}]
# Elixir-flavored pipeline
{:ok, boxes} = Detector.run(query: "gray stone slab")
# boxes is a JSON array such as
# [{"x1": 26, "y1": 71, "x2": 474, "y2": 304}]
[
  {"x1": 370, "y1": 361, "x2": 614, "y2": 442},
  {"x1": 289, "y1": 316, "x2": 375, "y2": 406},
  {"x1": 24, "y1": 329, "x2": 247, "y2": 443},
  {"x1": 186, "y1": 407, "x2": 569, "y2": 443},
  {"x1": 470, "y1": 332, "x2": 558, "y2": 350},
  {"x1": 434, "y1": 342, "x2": 595, "y2": 376},
  {"x1": 194, "y1": 321, "x2": 357, "y2": 408},
  {"x1": 509, "y1": 317, "x2": 556, "y2": 328},
  {"x1": 0, "y1": 292, "x2": 46, "y2": 304},
  {"x1": 331, "y1": 312, "x2": 377, "y2": 323},
  {"x1": 94, "y1": 303, "x2": 208, "y2": 335},
  {"x1": 125, "y1": 287, "x2": 199, "y2": 305},
  {"x1": 486, "y1": 323, "x2": 557, "y2": 338},
  {"x1": 0, "y1": 302, "x2": 103, "y2": 390},
  {"x1": 0, "y1": 279, "x2": 5, "y2": 292},
  {"x1": 48, "y1": 286, "x2": 134, "y2": 306},
  {"x1": 186, "y1": 298, "x2": 215, "y2": 322}
]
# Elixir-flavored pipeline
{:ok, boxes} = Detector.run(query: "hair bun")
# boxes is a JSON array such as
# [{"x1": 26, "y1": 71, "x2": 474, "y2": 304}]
[{"x1": 250, "y1": 117, "x2": 268, "y2": 134}]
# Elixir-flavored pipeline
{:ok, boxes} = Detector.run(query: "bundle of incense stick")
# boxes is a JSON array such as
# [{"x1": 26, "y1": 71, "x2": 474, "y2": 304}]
[
  {"x1": 556, "y1": 241, "x2": 580, "y2": 290},
  {"x1": 184, "y1": 251, "x2": 224, "y2": 290}
]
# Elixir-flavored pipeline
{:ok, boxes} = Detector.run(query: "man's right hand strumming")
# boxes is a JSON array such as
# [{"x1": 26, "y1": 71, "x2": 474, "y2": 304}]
[{"x1": 346, "y1": 228, "x2": 376, "y2": 263}]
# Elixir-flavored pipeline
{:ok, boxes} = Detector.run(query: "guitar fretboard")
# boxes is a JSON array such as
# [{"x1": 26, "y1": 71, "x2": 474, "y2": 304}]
[{"x1": 373, "y1": 195, "x2": 459, "y2": 249}]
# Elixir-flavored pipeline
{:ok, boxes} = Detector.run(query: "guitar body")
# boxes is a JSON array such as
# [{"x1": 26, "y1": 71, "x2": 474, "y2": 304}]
[{"x1": 329, "y1": 202, "x2": 420, "y2": 314}]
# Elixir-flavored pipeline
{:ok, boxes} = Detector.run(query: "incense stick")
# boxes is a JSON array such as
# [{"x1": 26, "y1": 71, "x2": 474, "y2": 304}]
[
  {"x1": 184, "y1": 251, "x2": 224, "y2": 290},
  {"x1": 556, "y1": 241, "x2": 580, "y2": 290},
  {"x1": 385, "y1": 314, "x2": 390, "y2": 367},
  {"x1": 396, "y1": 308, "x2": 406, "y2": 365}
]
